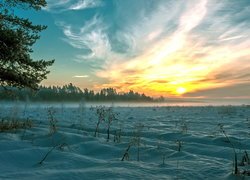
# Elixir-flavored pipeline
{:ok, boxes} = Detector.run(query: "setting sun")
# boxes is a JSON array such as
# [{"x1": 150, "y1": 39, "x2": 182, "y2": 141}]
[{"x1": 176, "y1": 87, "x2": 186, "y2": 95}]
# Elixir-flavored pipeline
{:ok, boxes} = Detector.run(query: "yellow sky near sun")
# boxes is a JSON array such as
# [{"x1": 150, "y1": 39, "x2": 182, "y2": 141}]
[{"x1": 94, "y1": 0, "x2": 250, "y2": 97}]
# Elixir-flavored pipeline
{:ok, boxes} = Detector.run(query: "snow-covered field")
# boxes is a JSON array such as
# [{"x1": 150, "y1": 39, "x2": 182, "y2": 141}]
[{"x1": 0, "y1": 102, "x2": 249, "y2": 179}]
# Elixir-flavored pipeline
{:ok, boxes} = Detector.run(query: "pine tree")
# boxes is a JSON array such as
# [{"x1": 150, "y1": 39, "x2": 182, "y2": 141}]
[{"x1": 0, "y1": 0, "x2": 54, "y2": 90}]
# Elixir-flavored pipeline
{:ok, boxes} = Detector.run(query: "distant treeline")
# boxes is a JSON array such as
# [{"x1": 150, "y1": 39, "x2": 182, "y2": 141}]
[{"x1": 0, "y1": 83, "x2": 164, "y2": 102}]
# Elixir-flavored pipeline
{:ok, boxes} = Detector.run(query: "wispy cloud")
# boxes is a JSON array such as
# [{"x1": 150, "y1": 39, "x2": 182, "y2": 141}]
[
  {"x1": 179, "y1": 0, "x2": 207, "y2": 33},
  {"x1": 45, "y1": 0, "x2": 103, "y2": 12},
  {"x1": 59, "y1": 16, "x2": 111, "y2": 61},
  {"x1": 111, "y1": 0, "x2": 186, "y2": 54},
  {"x1": 69, "y1": 0, "x2": 103, "y2": 10},
  {"x1": 219, "y1": 35, "x2": 246, "y2": 42},
  {"x1": 73, "y1": 75, "x2": 89, "y2": 78},
  {"x1": 44, "y1": 0, "x2": 70, "y2": 10}
]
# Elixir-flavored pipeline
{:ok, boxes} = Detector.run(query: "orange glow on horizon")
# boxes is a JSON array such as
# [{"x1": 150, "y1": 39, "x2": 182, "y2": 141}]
[{"x1": 92, "y1": 0, "x2": 250, "y2": 98}]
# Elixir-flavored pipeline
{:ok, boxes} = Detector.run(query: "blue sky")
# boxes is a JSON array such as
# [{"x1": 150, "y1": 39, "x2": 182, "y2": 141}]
[{"x1": 18, "y1": 0, "x2": 250, "y2": 99}]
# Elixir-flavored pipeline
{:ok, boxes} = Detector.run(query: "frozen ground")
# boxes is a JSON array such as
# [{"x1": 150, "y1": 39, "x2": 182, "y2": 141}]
[{"x1": 0, "y1": 102, "x2": 249, "y2": 179}]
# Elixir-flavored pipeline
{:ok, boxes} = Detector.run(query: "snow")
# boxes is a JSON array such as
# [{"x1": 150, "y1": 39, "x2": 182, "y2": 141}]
[{"x1": 0, "y1": 102, "x2": 249, "y2": 179}]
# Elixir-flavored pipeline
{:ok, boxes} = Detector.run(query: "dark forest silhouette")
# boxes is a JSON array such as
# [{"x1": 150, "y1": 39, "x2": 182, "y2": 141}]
[{"x1": 0, "y1": 83, "x2": 165, "y2": 102}]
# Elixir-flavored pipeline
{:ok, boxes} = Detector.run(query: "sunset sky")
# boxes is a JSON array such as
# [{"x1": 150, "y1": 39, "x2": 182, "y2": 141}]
[{"x1": 18, "y1": 0, "x2": 250, "y2": 99}]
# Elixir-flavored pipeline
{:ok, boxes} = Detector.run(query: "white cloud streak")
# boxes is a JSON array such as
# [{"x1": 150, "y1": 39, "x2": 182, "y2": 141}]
[
  {"x1": 179, "y1": 0, "x2": 207, "y2": 33},
  {"x1": 69, "y1": 0, "x2": 103, "y2": 10},
  {"x1": 219, "y1": 35, "x2": 246, "y2": 42},
  {"x1": 73, "y1": 75, "x2": 89, "y2": 78},
  {"x1": 45, "y1": 0, "x2": 103, "y2": 12}
]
